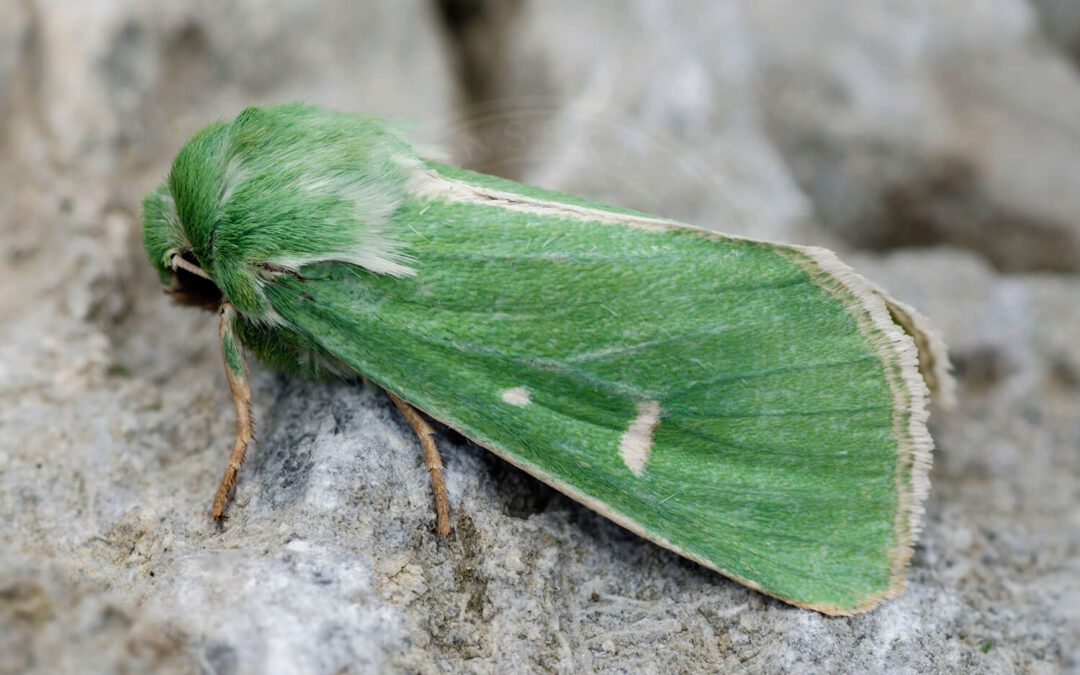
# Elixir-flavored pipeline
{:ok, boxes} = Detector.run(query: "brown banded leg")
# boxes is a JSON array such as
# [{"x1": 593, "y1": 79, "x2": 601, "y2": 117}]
[
  {"x1": 387, "y1": 391, "x2": 451, "y2": 536},
  {"x1": 211, "y1": 303, "x2": 254, "y2": 520}
]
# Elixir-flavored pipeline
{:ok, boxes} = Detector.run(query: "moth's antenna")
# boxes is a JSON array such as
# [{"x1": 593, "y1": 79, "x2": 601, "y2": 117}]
[{"x1": 169, "y1": 250, "x2": 213, "y2": 280}]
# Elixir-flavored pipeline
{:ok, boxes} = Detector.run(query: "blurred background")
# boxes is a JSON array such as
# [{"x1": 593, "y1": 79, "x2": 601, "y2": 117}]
[{"x1": 0, "y1": 1, "x2": 1077, "y2": 672}]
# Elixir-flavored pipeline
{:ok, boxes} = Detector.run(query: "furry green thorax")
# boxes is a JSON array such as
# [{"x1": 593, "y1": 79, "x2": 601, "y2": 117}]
[{"x1": 142, "y1": 103, "x2": 422, "y2": 320}]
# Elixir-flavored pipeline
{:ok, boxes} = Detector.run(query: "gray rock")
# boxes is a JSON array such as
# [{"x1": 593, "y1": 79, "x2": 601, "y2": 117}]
[
  {"x1": 748, "y1": 0, "x2": 1080, "y2": 274},
  {"x1": 1, "y1": 1, "x2": 1077, "y2": 673},
  {"x1": 1030, "y1": 0, "x2": 1080, "y2": 66},
  {"x1": 428, "y1": 0, "x2": 825, "y2": 247}
]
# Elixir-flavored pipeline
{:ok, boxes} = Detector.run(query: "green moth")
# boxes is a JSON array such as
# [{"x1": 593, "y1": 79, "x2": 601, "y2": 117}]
[{"x1": 142, "y1": 103, "x2": 950, "y2": 615}]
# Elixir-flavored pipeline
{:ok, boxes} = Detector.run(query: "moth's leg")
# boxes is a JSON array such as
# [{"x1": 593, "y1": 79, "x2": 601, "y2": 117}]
[
  {"x1": 211, "y1": 302, "x2": 254, "y2": 520},
  {"x1": 387, "y1": 391, "x2": 451, "y2": 536}
]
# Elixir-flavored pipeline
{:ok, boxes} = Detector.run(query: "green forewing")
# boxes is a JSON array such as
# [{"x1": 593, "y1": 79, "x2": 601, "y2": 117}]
[{"x1": 262, "y1": 166, "x2": 902, "y2": 612}]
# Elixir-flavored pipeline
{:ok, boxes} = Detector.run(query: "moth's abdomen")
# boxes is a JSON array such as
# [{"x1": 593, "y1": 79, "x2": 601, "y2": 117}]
[{"x1": 233, "y1": 316, "x2": 355, "y2": 380}]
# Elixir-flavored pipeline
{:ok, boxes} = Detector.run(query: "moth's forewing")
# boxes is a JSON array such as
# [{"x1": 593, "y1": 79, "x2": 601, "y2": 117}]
[{"x1": 261, "y1": 163, "x2": 935, "y2": 615}]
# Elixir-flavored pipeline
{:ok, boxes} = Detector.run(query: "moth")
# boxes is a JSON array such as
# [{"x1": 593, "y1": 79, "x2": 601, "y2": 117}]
[{"x1": 142, "y1": 103, "x2": 950, "y2": 615}]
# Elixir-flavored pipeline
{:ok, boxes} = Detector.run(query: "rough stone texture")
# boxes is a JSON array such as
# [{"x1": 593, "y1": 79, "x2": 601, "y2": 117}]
[
  {"x1": 1031, "y1": 0, "x2": 1080, "y2": 67},
  {"x1": 1, "y1": 1, "x2": 1078, "y2": 673},
  {"x1": 436, "y1": 0, "x2": 824, "y2": 247},
  {"x1": 751, "y1": 1, "x2": 1080, "y2": 276}
]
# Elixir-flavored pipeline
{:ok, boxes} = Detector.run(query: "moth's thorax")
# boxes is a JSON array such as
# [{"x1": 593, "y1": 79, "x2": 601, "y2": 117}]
[{"x1": 143, "y1": 104, "x2": 426, "y2": 321}]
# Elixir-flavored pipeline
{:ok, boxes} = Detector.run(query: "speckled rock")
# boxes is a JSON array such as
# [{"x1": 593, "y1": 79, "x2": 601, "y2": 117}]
[{"x1": 748, "y1": 0, "x2": 1080, "y2": 274}]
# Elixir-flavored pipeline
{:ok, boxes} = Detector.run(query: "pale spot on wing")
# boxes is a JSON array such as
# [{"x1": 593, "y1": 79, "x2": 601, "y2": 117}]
[
  {"x1": 620, "y1": 400, "x2": 661, "y2": 476},
  {"x1": 501, "y1": 386, "x2": 531, "y2": 407}
]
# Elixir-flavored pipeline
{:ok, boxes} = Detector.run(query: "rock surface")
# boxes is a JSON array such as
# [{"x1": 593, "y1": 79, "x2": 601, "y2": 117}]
[{"x1": 1, "y1": 1, "x2": 1077, "y2": 673}]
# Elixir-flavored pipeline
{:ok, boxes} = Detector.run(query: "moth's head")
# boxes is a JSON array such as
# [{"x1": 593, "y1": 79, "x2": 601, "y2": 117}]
[{"x1": 142, "y1": 119, "x2": 234, "y2": 310}]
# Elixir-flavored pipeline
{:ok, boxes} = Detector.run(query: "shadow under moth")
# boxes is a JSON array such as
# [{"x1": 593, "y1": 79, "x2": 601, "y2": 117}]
[{"x1": 142, "y1": 103, "x2": 951, "y2": 615}]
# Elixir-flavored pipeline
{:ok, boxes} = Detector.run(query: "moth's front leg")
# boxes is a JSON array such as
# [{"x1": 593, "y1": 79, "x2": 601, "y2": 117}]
[{"x1": 211, "y1": 302, "x2": 254, "y2": 520}]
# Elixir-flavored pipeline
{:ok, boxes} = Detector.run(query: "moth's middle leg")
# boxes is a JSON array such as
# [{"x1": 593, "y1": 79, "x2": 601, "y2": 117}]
[{"x1": 387, "y1": 391, "x2": 451, "y2": 536}]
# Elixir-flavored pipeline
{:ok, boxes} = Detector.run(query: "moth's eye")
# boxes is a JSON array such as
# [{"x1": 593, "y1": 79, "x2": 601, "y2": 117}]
[{"x1": 169, "y1": 249, "x2": 224, "y2": 310}]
